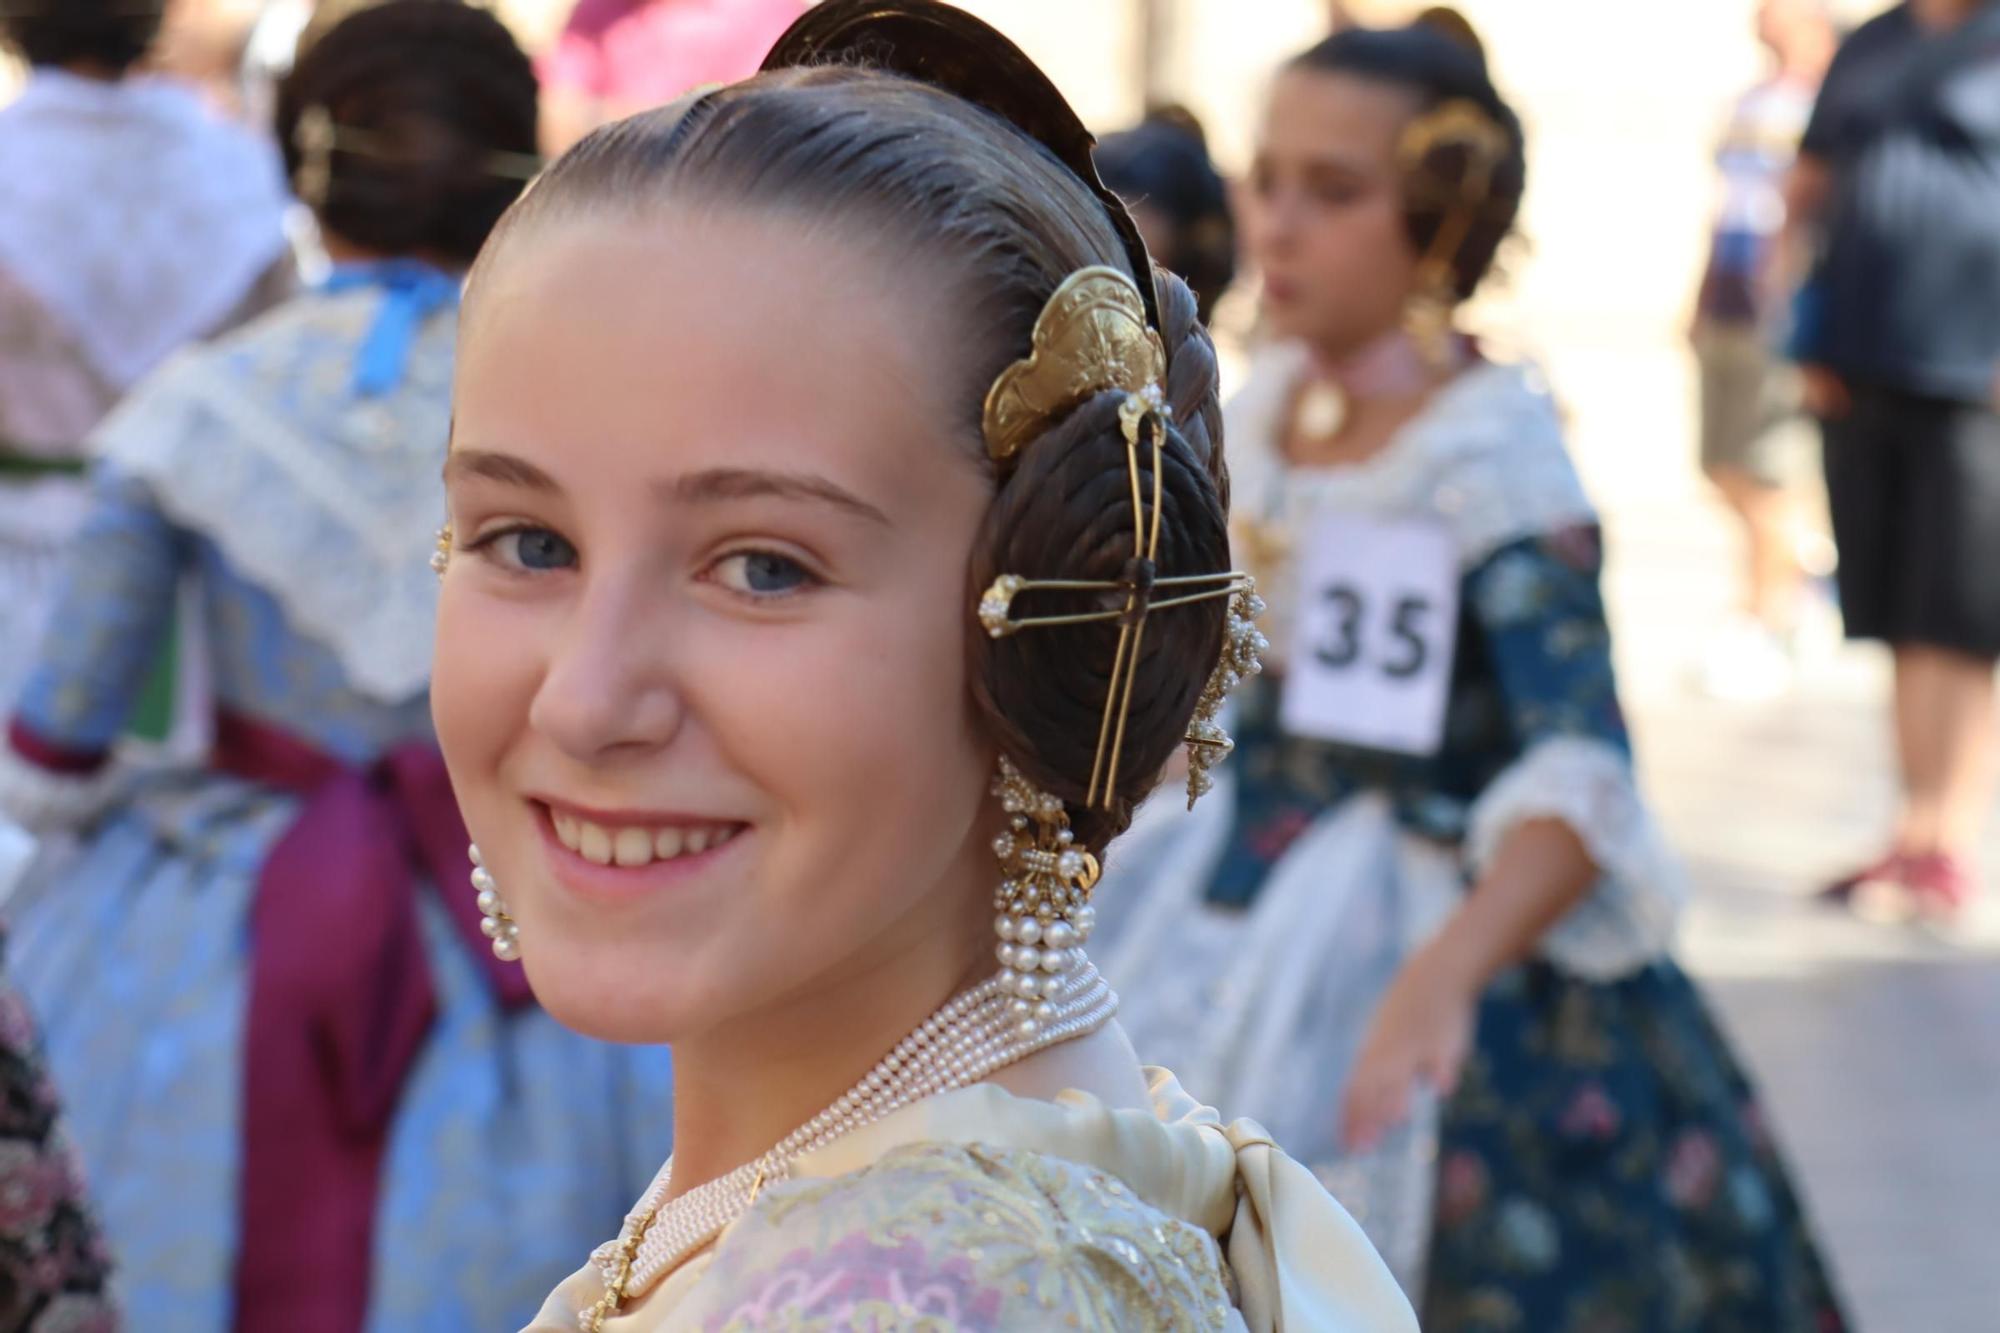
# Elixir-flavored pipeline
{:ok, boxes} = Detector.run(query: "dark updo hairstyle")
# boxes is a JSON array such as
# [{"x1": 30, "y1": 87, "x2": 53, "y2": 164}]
[
  {"x1": 1096, "y1": 111, "x2": 1238, "y2": 325},
  {"x1": 1290, "y1": 12, "x2": 1526, "y2": 301},
  {"x1": 0, "y1": 0, "x2": 164, "y2": 72},
  {"x1": 276, "y1": 0, "x2": 539, "y2": 267},
  {"x1": 475, "y1": 57, "x2": 1230, "y2": 850}
]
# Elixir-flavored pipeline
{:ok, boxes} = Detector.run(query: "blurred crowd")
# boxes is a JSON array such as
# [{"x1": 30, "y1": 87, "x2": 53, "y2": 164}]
[{"x1": 0, "y1": 0, "x2": 1994, "y2": 1329}]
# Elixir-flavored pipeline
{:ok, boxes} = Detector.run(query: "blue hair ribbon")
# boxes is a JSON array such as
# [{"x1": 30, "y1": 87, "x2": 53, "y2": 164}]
[{"x1": 323, "y1": 260, "x2": 463, "y2": 398}]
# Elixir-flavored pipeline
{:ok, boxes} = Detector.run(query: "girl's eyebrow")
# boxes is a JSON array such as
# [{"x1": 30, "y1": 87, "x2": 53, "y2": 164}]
[
  {"x1": 443, "y1": 448, "x2": 562, "y2": 493},
  {"x1": 663, "y1": 467, "x2": 891, "y2": 527}
]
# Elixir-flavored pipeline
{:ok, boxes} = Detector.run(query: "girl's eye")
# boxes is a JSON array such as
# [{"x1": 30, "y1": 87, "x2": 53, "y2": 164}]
[
  {"x1": 1308, "y1": 178, "x2": 1364, "y2": 207},
  {"x1": 711, "y1": 550, "x2": 815, "y2": 598},
  {"x1": 473, "y1": 526, "x2": 577, "y2": 572}
]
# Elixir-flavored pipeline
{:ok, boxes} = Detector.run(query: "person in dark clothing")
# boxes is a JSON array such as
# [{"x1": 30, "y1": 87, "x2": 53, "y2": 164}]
[
  {"x1": 1096, "y1": 110, "x2": 1238, "y2": 324},
  {"x1": 1790, "y1": 0, "x2": 2000, "y2": 923}
]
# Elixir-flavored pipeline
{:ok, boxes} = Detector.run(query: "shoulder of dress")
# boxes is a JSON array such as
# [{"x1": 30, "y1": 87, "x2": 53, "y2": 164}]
[
  {"x1": 685, "y1": 1143, "x2": 1236, "y2": 1331},
  {"x1": 1414, "y1": 364, "x2": 1598, "y2": 568}
]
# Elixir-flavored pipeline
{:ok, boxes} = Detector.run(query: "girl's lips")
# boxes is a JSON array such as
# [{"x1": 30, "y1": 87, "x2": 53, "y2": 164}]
[
  {"x1": 530, "y1": 800, "x2": 749, "y2": 901},
  {"x1": 1263, "y1": 276, "x2": 1302, "y2": 305}
]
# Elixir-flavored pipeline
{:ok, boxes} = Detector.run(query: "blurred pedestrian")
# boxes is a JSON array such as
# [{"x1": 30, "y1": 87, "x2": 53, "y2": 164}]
[
  {"x1": 538, "y1": 0, "x2": 802, "y2": 150},
  {"x1": 1691, "y1": 0, "x2": 1836, "y2": 701},
  {"x1": 1794, "y1": 0, "x2": 2000, "y2": 922},
  {"x1": 1097, "y1": 108, "x2": 1238, "y2": 325},
  {"x1": 0, "y1": 4, "x2": 673, "y2": 1329},
  {"x1": 0, "y1": 0, "x2": 293, "y2": 716},
  {"x1": 1096, "y1": 18, "x2": 1851, "y2": 1330}
]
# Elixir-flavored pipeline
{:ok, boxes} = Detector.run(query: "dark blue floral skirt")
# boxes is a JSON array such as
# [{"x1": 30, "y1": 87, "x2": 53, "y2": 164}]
[{"x1": 1425, "y1": 960, "x2": 1849, "y2": 1333}]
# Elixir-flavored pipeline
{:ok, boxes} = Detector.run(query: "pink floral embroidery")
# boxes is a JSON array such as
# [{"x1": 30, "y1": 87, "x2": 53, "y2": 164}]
[
  {"x1": 1247, "y1": 807, "x2": 1315, "y2": 862},
  {"x1": 0, "y1": 1142, "x2": 68, "y2": 1233},
  {"x1": 1436, "y1": 1151, "x2": 1489, "y2": 1229},
  {"x1": 1542, "y1": 524, "x2": 1602, "y2": 574},
  {"x1": 1556, "y1": 1082, "x2": 1621, "y2": 1142},
  {"x1": 0, "y1": 990, "x2": 37, "y2": 1053},
  {"x1": 1664, "y1": 1130, "x2": 1722, "y2": 1211},
  {"x1": 713, "y1": 1235, "x2": 1006, "y2": 1331}
]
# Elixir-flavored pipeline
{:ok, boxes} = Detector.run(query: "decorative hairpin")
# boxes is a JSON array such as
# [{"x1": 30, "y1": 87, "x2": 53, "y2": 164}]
[
  {"x1": 982, "y1": 267, "x2": 1167, "y2": 464},
  {"x1": 292, "y1": 105, "x2": 544, "y2": 209},
  {"x1": 975, "y1": 267, "x2": 1262, "y2": 810},
  {"x1": 1396, "y1": 99, "x2": 1512, "y2": 364}
]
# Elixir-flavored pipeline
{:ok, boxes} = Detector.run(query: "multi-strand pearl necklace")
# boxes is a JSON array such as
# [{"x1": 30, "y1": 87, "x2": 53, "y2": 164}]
[{"x1": 579, "y1": 963, "x2": 1118, "y2": 1331}]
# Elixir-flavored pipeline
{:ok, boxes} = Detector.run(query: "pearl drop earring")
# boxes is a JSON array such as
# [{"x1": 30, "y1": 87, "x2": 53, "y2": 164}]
[
  {"x1": 990, "y1": 757, "x2": 1098, "y2": 1040},
  {"x1": 468, "y1": 844, "x2": 520, "y2": 962}
]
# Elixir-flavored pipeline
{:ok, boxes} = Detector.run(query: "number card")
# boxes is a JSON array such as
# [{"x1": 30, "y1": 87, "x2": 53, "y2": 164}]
[{"x1": 1280, "y1": 513, "x2": 1460, "y2": 756}]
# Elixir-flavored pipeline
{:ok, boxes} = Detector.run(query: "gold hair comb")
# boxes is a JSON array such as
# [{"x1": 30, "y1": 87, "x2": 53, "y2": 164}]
[
  {"x1": 975, "y1": 268, "x2": 1262, "y2": 810},
  {"x1": 982, "y1": 267, "x2": 1167, "y2": 463}
]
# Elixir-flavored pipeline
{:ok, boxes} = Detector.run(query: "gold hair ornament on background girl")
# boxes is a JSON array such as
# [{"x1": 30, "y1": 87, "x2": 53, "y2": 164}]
[
  {"x1": 291, "y1": 104, "x2": 544, "y2": 211},
  {"x1": 1396, "y1": 98, "x2": 1512, "y2": 364}
]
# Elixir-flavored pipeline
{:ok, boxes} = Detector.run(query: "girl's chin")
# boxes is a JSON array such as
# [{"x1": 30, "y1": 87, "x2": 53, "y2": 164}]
[{"x1": 515, "y1": 949, "x2": 698, "y2": 1048}]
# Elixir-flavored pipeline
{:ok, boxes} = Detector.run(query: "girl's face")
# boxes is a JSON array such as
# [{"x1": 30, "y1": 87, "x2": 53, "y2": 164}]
[
  {"x1": 438, "y1": 209, "x2": 1000, "y2": 1046},
  {"x1": 1247, "y1": 68, "x2": 1425, "y2": 357}
]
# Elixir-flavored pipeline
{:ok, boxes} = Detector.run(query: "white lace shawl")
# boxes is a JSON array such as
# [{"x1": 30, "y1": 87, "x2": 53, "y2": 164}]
[
  {"x1": 1216, "y1": 343, "x2": 1682, "y2": 979},
  {"x1": 0, "y1": 70, "x2": 292, "y2": 391},
  {"x1": 90, "y1": 287, "x2": 454, "y2": 704}
]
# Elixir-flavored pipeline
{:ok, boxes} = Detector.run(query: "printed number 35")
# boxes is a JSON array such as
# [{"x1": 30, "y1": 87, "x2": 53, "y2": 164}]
[{"x1": 1314, "y1": 584, "x2": 1433, "y2": 679}]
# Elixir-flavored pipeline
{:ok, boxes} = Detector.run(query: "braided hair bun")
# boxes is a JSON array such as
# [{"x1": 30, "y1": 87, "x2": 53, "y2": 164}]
[
  {"x1": 970, "y1": 269, "x2": 1229, "y2": 849},
  {"x1": 277, "y1": 0, "x2": 538, "y2": 265}
]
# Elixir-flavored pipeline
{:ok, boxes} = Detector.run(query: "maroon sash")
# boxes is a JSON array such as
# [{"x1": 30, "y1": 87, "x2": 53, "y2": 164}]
[{"x1": 216, "y1": 710, "x2": 531, "y2": 1332}]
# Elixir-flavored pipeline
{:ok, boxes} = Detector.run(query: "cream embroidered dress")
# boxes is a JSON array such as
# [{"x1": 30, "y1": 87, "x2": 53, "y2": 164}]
[{"x1": 528, "y1": 1067, "x2": 1416, "y2": 1331}]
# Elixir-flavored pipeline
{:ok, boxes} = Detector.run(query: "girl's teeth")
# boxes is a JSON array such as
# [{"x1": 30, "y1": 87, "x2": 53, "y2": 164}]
[
  {"x1": 613, "y1": 827, "x2": 654, "y2": 867},
  {"x1": 560, "y1": 816, "x2": 738, "y2": 866}
]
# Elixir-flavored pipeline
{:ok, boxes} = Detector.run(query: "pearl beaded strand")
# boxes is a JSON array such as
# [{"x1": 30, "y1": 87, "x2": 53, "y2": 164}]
[{"x1": 582, "y1": 963, "x2": 1118, "y2": 1328}]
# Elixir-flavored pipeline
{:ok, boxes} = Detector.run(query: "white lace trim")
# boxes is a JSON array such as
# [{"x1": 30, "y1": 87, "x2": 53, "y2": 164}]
[
  {"x1": 1464, "y1": 736, "x2": 1685, "y2": 981},
  {"x1": 1230, "y1": 349, "x2": 1598, "y2": 565},
  {"x1": 91, "y1": 293, "x2": 450, "y2": 702},
  {"x1": 1226, "y1": 347, "x2": 1599, "y2": 665},
  {"x1": 0, "y1": 71, "x2": 292, "y2": 389},
  {"x1": 0, "y1": 744, "x2": 125, "y2": 834}
]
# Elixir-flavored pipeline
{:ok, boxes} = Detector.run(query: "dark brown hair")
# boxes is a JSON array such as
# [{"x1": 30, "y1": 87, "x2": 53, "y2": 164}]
[
  {"x1": 277, "y1": 0, "x2": 539, "y2": 266},
  {"x1": 0, "y1": 0, "x2": 163, "y2": 72},
  {"x1": 1097, "y1": 111, "x2": 1238, "y2": 324},
  {"x1": 473, "y1": 68, "x2": 1230, "y2": 847},
  {"x1": 1291, "y1": 20, "x2": 1526, "y2": 301}
]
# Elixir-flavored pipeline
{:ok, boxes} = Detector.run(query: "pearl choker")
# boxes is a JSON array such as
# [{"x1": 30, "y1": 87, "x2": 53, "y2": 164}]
[{"x1": 580, "y1": 963, "x2": 1119, "y2": 1330}]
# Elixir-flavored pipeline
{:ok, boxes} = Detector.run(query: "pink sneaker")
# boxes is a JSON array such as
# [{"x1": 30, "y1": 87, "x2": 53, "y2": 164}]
[{"x1": 1900, "y1": 852, "x2": 1975, "y2": 928}]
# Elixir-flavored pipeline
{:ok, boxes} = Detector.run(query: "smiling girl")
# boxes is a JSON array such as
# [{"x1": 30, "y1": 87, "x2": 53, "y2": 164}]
[{"x1": 434, "y1": 3, "x2": 1416, "y2": 1329}]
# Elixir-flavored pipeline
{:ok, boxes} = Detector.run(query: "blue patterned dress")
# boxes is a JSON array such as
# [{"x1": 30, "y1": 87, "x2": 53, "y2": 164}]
[
  {"x1": 1098, "y1": 349, "x2": 1847, "y2": 1332},
  {"x1": 0, "y1": 271, "x2": 675, "y2": 1332}
]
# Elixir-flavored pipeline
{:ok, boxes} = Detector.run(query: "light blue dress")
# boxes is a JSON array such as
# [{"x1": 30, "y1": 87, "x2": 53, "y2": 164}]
[{"x1": 0, "y1": 268, "x2": 675, "y2": 1331}]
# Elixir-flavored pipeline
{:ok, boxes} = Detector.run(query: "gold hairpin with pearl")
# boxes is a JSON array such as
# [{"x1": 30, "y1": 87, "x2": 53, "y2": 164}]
[{"x1": 976, "y1": 267, "x2": 1263, "y2": 810}]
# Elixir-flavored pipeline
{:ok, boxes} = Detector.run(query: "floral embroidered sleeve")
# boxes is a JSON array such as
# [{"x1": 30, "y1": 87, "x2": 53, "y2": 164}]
[
  {"x1": 2, "y1": 471, "x2": 184, "y2": 829},
  {"x1": 676, "y1": 1143, "x2": 1236, "y2": 1333},
  {"x1": 1459, "y1": 528, "x2": 1684, "y2": 980}
]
